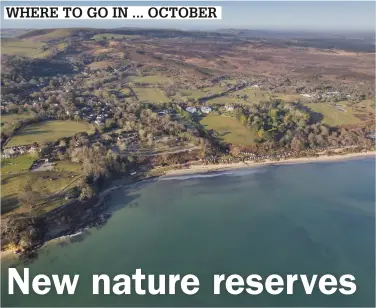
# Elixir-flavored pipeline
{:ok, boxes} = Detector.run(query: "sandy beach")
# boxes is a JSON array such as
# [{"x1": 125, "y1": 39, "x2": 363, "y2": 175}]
[{"x1": 163, "y1": 151, "x2": 376, "y2": 177}]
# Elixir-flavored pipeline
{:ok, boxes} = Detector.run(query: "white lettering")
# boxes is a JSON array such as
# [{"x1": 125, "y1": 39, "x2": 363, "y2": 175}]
[{"x1": 339, "y1": 274, "x2": 356, "y2": 295}]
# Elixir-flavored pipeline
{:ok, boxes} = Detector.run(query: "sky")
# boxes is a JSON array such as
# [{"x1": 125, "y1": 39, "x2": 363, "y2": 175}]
[{"x1": 1, "y1": 1, "x2": 375, "y2": 32}]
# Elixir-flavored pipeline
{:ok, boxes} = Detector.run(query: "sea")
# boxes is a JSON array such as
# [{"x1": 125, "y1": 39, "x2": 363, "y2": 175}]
[{"x1": 1, "y1": 157, "x2": 375, "y2": 307}]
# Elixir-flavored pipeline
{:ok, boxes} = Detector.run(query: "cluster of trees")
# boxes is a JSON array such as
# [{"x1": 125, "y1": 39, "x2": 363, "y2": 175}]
[
  {"x1": 227, "y1": 100, "x2": 373, "y2": 152},
  {"x1": 69, "y1": 144, "x2": 134, "y2": 199},
  {"x1": 2, "y1": 57, "x2": 75, "y2": 82}
]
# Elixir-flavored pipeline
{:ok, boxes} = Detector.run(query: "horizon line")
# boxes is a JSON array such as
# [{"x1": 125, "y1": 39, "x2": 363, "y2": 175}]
[{"x1": 1, "y1": 26, "x2": 375, "y2": 33}]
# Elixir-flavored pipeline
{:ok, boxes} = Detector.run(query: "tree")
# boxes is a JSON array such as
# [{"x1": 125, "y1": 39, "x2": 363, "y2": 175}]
[
  {"x1": 18, "y1": 181, "x2": 40, "y2": 223},
  {"x1": 240, "y1": 115, "x2": 248, "y2": 125},
  {"x1": 119, "y1": 142, "x2": 127, "y2": 151},
  {"x1": 49, "y1": 79, "x2": 57, "y2": 88},
  {"x1": 290, "y1": 136, "x2": 305, "y2": 152},
  {"x1": 79, "y1": 184, "x2": 95, "y2": 200}
]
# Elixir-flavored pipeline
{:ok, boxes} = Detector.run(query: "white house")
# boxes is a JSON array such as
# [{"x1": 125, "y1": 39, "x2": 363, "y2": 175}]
[
  {"x1": 186, "y1": 107, "x2": 197, "y2": 114},
  {"x1": 225, "y1": 105, "x2": 234, "y2": 111},
  {"x1": 201, "y1": 106, "x2": 212, "y2": 114},
  {"x1": 367, "y1": 133, "x2": 376, "y2": 140}
]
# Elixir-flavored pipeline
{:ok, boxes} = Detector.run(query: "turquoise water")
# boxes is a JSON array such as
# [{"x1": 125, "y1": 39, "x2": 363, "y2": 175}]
[{"x1": 1, "y1": 158, "x2": 375, "y2": 307}]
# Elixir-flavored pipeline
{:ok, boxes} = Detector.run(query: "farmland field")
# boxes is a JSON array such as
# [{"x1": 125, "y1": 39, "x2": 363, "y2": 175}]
[
  {"x1": 1, "y1": 157, "x2": 82, "y2": 215},
  {"x1": 19, "y1": 29, "x2": 77, "y2": 41},
  {"x1": 274, "y1": 93, "x2": 304, "y2": 102},
  {"x1": 1, "y1": 39, "x2": 45, "y2": 57},
  {"x1": 200, "y1": 115, "x2": 257, "y2": 146},
  {"x1": 1, "y1": 37, "x2": 70, "y2": 58},
  {"x1": 129, "y1": 75, "x2": 171, "y2": 85},
  {"x1": 206, "y1": 96, "x2": 238, "y2": 105},
  {"x1": 228, "y1": 87, "x2": 271, "y2": 104},
  {"x1": 205, "y1": 88, "x2": 272, "y2": 106},
  {"x1": 5, "y1": 120, "x2": 94, "y2": 148},
  {"x1": 303, "y1": 102, "x2": 363, "y2": 126},
  {"x1": 1, "y1": 154, "x2": 36, "y2": 174},
  {"x1": 133, "y1": 87, "x2": 169, "y2": 103},
  {"x1": 175, "y1": 86, "x2": 224, "y2": 101},
  {"x1": 1, "y1": 170, "x2": 81, "y2": 215},
  {"x1": 0, "y1": 112, "x2": 37, "y2": 135}
]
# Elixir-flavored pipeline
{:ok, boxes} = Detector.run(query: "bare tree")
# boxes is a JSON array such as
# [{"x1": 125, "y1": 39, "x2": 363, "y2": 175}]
[{"x1": 18, "y1": 181, "x2": 40, "y2": 223}]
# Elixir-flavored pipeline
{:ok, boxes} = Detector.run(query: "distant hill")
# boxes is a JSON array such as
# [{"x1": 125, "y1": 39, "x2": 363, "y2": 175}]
[
  {"x1": 216, "y1": 28, "x2": 376, "y2": 52},
  {"x1": 6, "y1": 27, "x2": 374, "y2": 52},
  {"x1": 0, "y1": 29, "x2": 31, "y2": 38}
]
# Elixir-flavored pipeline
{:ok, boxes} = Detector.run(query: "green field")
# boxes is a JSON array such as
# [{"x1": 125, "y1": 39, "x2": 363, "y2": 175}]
[
  {"x1": 1, "y1": 38, "x2": 69, "y2": 58},
  {"x1": 206, "y1": 96, "x2": 239, "y2": 105},
  {"x1": 1, "y1": 39, "x2": 46, "y2": 57},
  {"x1": 92, "y1": 33, "x2": 142, "y2": 40},
  {"x1": 0, "y1": 112, "x2": 37, "y2": 135},
  {"x1": 20, "y1": 29, "x2": 77, "y2": 41},
  {"x1": 1, "y1": 170, "x2": 81, "y2": 215},
  {"x1": 0, "y1": 112, "x2": 36, "y2": 125},
  {"x1": 1, "y1": 154, "x2": 36, "y2": 174},
  {"x1": 274, "y1": 93, "x2": 303, "y2": 102},
  {"x1": 133, "y1": 88, "x2": 169, "y2": 103},
  {"x1": 1, "y1": 157, "x2": 83, "y2": 215},
  {"x1": 303, "y1": 103, "x2": 362, "y2": 126},
  {"x1": 129, "y1": 75, "x2": 171, "y2": 85},
  {"x1": 175, "y1": 86, "x2": 224, "y2": 101},
  {"x1": 200, "y1": 87, "x2": 272, "y2": 106},
  {"x1": 6, "y1": 120, "x2": 94, "y2": 148},
  {"x1": 200, "y1": 115, "x2": 257, "y2": 146},
  {"x1": 228, "y1": 87, "x2": 271, "y2": 104}
]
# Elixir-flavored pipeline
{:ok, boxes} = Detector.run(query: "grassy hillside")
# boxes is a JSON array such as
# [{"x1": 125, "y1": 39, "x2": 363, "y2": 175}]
[
  {"x1": 18, "y1": 29, "x2": 81, "y2": 41},
  {"x1": 1, "y1": 170, "x2": 81, "y2": 215},
  {"x1": 1, "y1": 154, "x2": 36, "y2": 174},
  {"x1": 133, "y1": 88, "x2": 169, "y2": 103},
  {"x1": 1, "y1": 39, "x2": 46, "y2": 57},
  {"x1": 200, "y1": 115, "x2": 257, "y2": 146},
  {"x1": 303, "y1": 103, "x2": 363, "y2": 126},
  {"x1": 1, "y1": 112, "x2": 37, "y2": 135}
]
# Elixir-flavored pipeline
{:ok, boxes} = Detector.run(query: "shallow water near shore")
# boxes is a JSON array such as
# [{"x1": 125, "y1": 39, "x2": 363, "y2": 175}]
[{"x1": 1, "y1": 158, "x2": 375, "y2": 307}]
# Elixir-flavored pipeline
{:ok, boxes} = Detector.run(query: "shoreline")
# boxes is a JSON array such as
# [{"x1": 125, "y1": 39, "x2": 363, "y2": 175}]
[
  {"x1": 1, "y1": 150, "x2": 375, "y2": 260},
  {"x1": 162, "y1": 151, "x2": 376, "y2": 177}
]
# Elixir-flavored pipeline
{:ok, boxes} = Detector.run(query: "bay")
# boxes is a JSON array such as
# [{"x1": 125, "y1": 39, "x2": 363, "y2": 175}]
[{"x1": 1, "y1": 158, "x2": 375, "y2": 307}]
